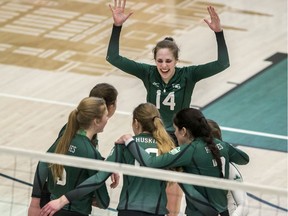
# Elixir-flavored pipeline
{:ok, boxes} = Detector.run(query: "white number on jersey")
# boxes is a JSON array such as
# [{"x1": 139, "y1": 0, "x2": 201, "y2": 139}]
[
  {"x1": 212, "y1": 156, "x2": 226, "y2": 177},
  {"x1": 56, "y1": 168, "x2": 67, "y2": 186},
  {"x1": 156, "y1": 90, "x2": 175, "y2": 110},
  {"x1": 134, "y1": 148, "x2": 158, "y2": 166}
]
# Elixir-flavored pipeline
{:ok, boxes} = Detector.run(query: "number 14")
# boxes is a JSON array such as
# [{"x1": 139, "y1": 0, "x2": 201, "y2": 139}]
[{"x1": 156, "y1": 90, "x2": 175, "y2": 110}]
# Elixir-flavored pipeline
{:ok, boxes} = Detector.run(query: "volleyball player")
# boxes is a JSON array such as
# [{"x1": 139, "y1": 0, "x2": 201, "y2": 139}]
[
  {"x1": 28, "y1": 83, "x2": 120, "y2": 216},
  {"x1": 107, "y1": 0, "x2": 229, "y2": 139},
  {"x1": 58, "y1": 83, "x2": 118, "y2": 148},
  {"x1": 118, "y1": 108, "x2": 250, "y2": 216},
  {"x1": 28, "y1": 97, "x2": 123, "y2": 216},
  {"x1": 31, "y1": 83, "x2": 119, "y2": 209},
  {"x1": 207, "y1": 119, "x2": 249, "y2": 216},
  {"x1": 107, "y1": 1, "x2": 230, "y2": 213},
  {"x1": 117, "y1": 103, "x2": 177, "y2": 216}
]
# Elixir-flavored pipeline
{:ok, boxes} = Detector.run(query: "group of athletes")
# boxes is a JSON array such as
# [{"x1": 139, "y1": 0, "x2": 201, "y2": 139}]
[{"x1": 28, "y1": 0, "x2": 250, "y2": 216}]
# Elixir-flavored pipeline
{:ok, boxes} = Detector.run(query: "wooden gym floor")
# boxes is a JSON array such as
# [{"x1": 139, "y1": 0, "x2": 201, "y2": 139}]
[{"x1": 0, "y1": 0, "x2": 287, "y2": 215}]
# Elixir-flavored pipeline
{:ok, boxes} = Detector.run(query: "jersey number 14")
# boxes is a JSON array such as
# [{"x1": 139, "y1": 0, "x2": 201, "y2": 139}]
[{"x1": 156, "y1": 90, "x2": 176, "y2": 110}]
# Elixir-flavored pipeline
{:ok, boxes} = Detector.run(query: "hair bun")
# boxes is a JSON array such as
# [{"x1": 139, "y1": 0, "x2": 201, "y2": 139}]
[{"x1": 164, "y1": 37, "x2": 174, "y2": 42}]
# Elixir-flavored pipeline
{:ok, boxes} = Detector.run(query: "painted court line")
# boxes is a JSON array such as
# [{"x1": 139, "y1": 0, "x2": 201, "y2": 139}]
[
  {"x1": 0, "y1": 92, "x2": 131, "y2": 115},
  {"x1": 220, "y1": 126, "x2": 288, "y2": 141},
  {"x1": 1, "y1": 92, "x2": 287, "y2": 140}
]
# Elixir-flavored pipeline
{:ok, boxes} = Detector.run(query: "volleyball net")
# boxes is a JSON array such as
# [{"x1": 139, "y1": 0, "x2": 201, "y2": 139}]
[{"x1": 0, "y1": 146, "x2": 287, "y2": 216}]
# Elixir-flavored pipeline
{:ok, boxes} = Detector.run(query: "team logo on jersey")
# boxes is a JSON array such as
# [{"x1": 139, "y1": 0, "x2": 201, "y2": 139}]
[
  {"x1": 205, "y1": 147, "x2": 211, "y2": 153},
  {"x1": 216, "y1": 143, "x2": 224, "y2": 150},
  {"x1": 206, "y1": 143, "x2": 223, "y2": 153},
  {"x1": 68, "y1": 145, "x2": 77, "y2": 153},
  {"x1": 172, "y1": 83, "x2": 181, "y2": 89},
  {"x1": 152, "y1": 82, "x2": 160, "y2": 87},
  {"x1": 169, "y1": 146, "x2": 181, "y2": 155}
]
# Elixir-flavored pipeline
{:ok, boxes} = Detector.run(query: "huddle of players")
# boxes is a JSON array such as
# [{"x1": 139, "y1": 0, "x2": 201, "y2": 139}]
[{"x1": 28, "y1": 1, "x2": 249, "y2": 216}]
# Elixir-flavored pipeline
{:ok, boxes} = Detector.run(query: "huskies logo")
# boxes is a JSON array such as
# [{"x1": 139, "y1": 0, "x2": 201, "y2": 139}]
[
  {"x1": 152, "y1": 82, "x2": 160, "y2": 87},
  {"x1": 172, "y1": 84, "x2": 181, "y2": 89}
]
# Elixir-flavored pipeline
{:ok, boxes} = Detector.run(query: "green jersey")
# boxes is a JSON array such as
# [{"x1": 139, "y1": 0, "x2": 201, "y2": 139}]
[
  {"x1": 117, "y1": 133, "x2": 169, "y2": 215},
  {"x1": 64, "y1": 144, "x2": 122, "y2": 203},
  {"x1": 58, "y1": 123, "x2": 99, "y2": 148},
  {"x1": 126, "y1": 137, "x2": 249, "y2": 215},
  {"x1": 107, "y1": 25, "x2": 230, "y2": 132},
  {"x1": 31, "y1": 133, "x2": 122, "y2": 215}
]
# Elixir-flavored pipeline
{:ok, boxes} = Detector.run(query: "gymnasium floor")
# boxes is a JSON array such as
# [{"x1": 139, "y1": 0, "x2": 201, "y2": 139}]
[{"x1": 0, "y1": 0, "x2": 287, "y2": 215}]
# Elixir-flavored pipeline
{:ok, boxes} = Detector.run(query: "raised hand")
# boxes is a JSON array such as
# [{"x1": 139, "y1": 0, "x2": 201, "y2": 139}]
[
  {"x1": 204, "y1": 6, "x2": 222, "y2": 32},
  {"x1": 109, "y1": 0, "x2": 133, "y2": 26}
]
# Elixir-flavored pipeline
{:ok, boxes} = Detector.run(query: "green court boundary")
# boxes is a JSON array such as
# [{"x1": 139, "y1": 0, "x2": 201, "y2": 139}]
[{"x1": 202, "y1": 52, "x2": 287, "y2": 152}]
